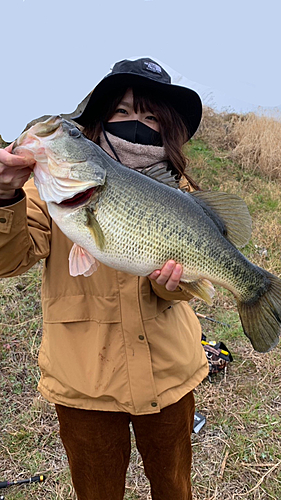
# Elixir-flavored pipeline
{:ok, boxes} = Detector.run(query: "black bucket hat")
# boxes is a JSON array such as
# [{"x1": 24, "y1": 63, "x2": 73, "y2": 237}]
[{"x1": 73, "y1": 58, "x2": 202, "y2": 140}]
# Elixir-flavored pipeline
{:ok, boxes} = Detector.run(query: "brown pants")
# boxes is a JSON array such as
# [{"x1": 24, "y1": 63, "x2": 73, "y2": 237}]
[{"x1": 55, "y1": 392, "x2": 194, "y2": 500}]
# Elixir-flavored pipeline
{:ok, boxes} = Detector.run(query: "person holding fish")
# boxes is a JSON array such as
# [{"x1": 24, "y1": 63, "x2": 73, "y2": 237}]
[{"x1": 1, "y1": 57, "x2": 280, "y2": 500}]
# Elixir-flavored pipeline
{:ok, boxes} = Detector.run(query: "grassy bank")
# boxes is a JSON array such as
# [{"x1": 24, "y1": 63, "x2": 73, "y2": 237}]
[{"x1": 1, "y1": 110, "x2": 281, "y2": 499}]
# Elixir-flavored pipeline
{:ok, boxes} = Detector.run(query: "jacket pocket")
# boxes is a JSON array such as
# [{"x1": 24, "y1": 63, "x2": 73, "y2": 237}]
[{"x1": 43, "y1": 294, "x2": 121, "y2": 324}]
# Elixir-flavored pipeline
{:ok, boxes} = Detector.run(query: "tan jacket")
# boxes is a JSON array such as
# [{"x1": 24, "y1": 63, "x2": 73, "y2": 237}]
[{"x1": 0, "y1": 179, "x2": 208, "y2": 415}]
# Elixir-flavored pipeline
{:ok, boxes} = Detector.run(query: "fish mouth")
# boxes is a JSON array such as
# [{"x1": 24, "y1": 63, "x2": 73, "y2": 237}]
[{"x1": 58, "y1": 187, "x2": 97, "y2": 207}]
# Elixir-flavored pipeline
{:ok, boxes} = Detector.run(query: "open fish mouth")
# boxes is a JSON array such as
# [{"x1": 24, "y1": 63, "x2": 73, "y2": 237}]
[{"x1": 58, "y1": 187, "x2": 97, "y2": 207}]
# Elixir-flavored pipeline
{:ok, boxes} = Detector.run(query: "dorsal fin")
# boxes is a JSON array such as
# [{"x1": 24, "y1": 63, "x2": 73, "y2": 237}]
[
  {"x1": 191, "y1": 191, "x2": 252, "y2": 248},
  {"x1": 138, "y1": 164, "x2": 179, "y2": 188}
]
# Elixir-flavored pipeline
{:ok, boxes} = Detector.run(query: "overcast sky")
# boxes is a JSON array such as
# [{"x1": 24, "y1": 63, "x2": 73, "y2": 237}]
[{"x1": 1, "y1": 0, "x2": 280, "y2": 141}]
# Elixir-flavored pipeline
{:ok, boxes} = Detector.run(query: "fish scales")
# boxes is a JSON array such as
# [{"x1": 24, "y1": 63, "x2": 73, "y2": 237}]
[
  {"x1": 91, "y1": 159, "x2": 267, "y2": 299},
  {"x1": 13, "y1": 116, "x2": 281, "y2": 353}
]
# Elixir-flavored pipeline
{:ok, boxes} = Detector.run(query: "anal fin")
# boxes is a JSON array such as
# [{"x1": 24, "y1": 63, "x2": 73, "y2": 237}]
[{"x1": 180, "y1": 279, "x2": 215, "y2": 305}]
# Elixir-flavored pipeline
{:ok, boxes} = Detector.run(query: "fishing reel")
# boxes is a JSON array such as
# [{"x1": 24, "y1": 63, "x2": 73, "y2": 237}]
[{"x1": 201, "y1": 334, "x2": 233, "y2": 381}]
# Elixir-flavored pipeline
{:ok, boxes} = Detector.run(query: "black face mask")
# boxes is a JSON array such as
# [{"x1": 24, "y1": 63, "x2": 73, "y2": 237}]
[{"x1": 104, "y1": 120, "x2": 162, "y2": 146}]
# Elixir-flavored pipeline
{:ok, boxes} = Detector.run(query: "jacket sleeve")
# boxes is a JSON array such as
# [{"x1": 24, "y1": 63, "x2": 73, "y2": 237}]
[
  {"x1": 150, "y1": 280, "x2": 194, "y2": 302},
  {"x1": 0, "y1": 178, "x2": 51, "y2": 277}
]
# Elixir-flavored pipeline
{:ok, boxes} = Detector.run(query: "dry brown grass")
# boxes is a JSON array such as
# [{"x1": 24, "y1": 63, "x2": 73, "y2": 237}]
[
  {"x1": 195, "y1": 107, "x2": 240, "y2": 152},
  {"x1": 127, "y1": 334, "x2": 281, "y2": 500},
  {"x1": 229, "y1": 113, "x2": 281, "y2": 182},
  {"x1": 196, "y1": 107, "x2": 281, "y2": 183},
  {"x1": 191, "y1": 340, "x2": 281, "y2": 500}
]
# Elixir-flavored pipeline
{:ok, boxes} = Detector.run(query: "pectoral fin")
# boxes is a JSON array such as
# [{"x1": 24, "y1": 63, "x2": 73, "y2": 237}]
[
  {"x1": 69, "y1": 243, "x2": 99, "y2": 277},
  {"x1": 86, "y1": 209, "x2": 105, "y2": 250}
]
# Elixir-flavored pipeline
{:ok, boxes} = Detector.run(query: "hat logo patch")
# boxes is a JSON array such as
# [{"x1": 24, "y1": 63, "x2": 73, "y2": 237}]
[{"x1": 143, "y1": 61, "x2": 162, "y2": 74}]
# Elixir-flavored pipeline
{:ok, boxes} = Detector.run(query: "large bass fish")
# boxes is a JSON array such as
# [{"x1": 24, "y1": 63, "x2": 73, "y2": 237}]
[{"x1": 13, "y1": 116, "x2": 281, "y2": 353}]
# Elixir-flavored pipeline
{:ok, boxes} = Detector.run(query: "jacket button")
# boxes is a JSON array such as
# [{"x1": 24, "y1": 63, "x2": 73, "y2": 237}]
[
  {"x1": 0, "y1": 218, "x2": 6, "y2": 223},
  {"x1": 151, "y1": 402, "x2": 157, "y2": 407},
  {"x1": 138, "y1": 335, "x2": 144, "y2": 340}
]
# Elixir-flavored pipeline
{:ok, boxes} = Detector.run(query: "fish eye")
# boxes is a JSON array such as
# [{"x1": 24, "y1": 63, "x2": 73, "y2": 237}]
[{"x1": 69, "y1": 128, "x2": 81, "y2": 138}]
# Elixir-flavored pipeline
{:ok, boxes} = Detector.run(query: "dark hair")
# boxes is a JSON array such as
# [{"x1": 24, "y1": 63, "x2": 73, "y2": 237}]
[{"x1": 82, "y1": 86, "x2": 200, "y2": 191}]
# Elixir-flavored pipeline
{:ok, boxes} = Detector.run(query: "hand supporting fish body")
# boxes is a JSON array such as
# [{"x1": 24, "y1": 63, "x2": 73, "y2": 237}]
[{"x1": 13, "y1": 116, "x2": 281, "y2": 353}]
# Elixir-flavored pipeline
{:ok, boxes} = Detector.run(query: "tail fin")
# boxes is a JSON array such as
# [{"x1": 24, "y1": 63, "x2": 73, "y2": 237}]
[{"x1": 237, "y1": 271, "x2": 281, "y2": 352}]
